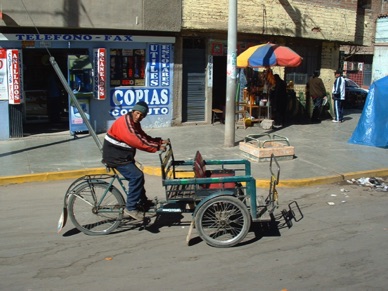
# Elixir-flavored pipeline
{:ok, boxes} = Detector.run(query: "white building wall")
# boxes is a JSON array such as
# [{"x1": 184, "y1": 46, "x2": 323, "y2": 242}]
[{"x1": 372, "y1": 17, "x2": 388, "y2": 82}]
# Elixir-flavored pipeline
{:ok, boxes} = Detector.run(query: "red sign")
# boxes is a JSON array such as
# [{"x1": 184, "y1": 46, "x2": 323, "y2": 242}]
[
  {"x1": 93, "y1": 48, "x2": 106, "y2": 100},
  {"x1": 211, "y1": 43, "x2": 223, "y2": 56},
  {"x1": 7, "y1": 49, "x2": 22, "y2": 104}
]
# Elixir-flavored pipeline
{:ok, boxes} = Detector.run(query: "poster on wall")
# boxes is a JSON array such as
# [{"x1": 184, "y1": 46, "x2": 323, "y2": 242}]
[
  {"x1": 0, "y1": 49, "x2": 8, "y2": 100},
  {"x1": 69, "y1": 98, "x2": 90, "y2": 133},
  {"x1": 93, "y1": 48, "x2": 106, "y2": 100},
  {"x1": 7, "y1": 49, "x2": 23, "y2": 104}
]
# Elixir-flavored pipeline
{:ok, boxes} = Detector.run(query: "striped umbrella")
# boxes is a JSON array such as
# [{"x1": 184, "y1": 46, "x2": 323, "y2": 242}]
[{"x1": 237, "y1": 43, "x2": 302, "y2": 68}]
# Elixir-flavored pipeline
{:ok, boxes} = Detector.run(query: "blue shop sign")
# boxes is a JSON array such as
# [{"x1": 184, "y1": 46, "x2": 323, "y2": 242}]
[{"x1": 109, "y1": 88, "x2": 170, "y2": 117}]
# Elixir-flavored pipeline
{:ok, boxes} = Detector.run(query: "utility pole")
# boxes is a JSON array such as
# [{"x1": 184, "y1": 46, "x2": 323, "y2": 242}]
[{"x1": 224, "y1": 0, "x2": 237, "y2": 147}]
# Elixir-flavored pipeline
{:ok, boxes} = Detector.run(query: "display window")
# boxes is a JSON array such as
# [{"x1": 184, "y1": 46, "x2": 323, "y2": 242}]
[{"x1": 110, "y1": 49, "x2": 145, "y2": 87}]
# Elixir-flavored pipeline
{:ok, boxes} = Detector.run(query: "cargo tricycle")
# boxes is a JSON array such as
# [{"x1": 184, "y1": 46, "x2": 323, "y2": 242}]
[{"x1": 58, "y1": 141, "x2": 297, "y2": 248}]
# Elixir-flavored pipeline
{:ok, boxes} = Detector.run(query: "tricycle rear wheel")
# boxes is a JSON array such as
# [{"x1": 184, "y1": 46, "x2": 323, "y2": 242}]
[
  {"x1": 195, "y1": 196, "x2": 251, "y2": 247},
  {"x1": 68, "y1": 182, "x2": 125, "y2": 235}
]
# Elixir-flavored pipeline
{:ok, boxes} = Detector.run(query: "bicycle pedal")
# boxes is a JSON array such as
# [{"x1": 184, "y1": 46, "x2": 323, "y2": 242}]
[
  {"x1": 124, "y1": 213, "x2": 155, "y2": 223},
  {"x1": 124, "y1": 217, "x2": 145, "y2": 224}
]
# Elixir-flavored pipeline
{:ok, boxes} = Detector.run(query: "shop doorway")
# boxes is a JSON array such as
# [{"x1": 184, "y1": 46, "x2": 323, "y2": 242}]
[
  {"x1": 22, "y1": 49, "x2": 87, "y2": 135},
  {"x1": 182, "y1": 38, "x2": 206, "y2": 122},
  {"x1": 212, "y1": 56, "x2": 227, "y2": 113},
  {"x1": 182, "y1": 48, "x2": 206, "y2": 122}
]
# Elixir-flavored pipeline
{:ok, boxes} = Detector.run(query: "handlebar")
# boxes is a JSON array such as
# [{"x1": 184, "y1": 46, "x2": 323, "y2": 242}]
[{"x1": 158, "y1": 138, "x2": 171, "y2": 153}]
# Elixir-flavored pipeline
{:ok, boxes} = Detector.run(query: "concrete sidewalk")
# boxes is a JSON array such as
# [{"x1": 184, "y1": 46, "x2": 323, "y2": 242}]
[{"x1": 1, "y1": 110, "x2": 387, "y2": 187}]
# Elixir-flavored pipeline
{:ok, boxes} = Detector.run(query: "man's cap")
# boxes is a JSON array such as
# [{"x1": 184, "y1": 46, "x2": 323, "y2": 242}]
[
  {"x1": 335, "y1": 70, "x2": 342, "y2": 75},
  {"x1": 132, "y1": 101, "x2": 149, "y2": 117}
]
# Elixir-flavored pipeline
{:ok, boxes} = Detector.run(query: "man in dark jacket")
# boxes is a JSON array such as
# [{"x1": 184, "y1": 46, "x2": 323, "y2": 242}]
[
  {"x1": 307, "y1": 70, "x2": 327, "y2": 123},
  {"x1": 102, "y1": 101, "x2": 168, "y2": 221}
]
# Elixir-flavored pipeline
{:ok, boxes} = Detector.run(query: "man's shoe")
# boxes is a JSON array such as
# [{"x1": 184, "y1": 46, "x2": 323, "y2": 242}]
[
  {"x1": 124, "y1": 209, "x2": 144, "y2": 221},
  {"x1": 124, "y1": 209, "x2": 156, "y2": 220},
  {"x1": 332, "y1": 119, "x2": 340, "y2": 123},
  {"x1": 143, "y1": 199, "x2": 155, "y2": 207}
]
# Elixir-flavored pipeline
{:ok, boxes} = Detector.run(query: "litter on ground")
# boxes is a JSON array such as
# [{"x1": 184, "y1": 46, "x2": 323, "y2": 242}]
[{"x1": 346, "y1": 177, "x2": 388, "y2": 191}]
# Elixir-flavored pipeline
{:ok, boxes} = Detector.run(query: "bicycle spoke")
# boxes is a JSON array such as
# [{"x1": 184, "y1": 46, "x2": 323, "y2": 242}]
[
  {"x1": 68, "y1": 182, "x2": 124, "y2": 235},
  {"x1": 195, "y1": 196, "x2": 251, "y2": 247}
]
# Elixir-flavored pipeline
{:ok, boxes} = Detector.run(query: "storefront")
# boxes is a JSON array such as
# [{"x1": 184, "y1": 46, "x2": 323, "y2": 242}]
[
  {"x1": 209, "y1": 40, "x2": 279, "y2": 122},
  {"x1": 0, "y1": 32, "x2": 175, "y2": 139}
]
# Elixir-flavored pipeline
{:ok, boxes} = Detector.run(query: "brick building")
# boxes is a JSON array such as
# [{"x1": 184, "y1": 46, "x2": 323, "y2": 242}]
[
  {"x1": 179, "y1": 0, "x2": 376, "y2": 123},
  {"x1": 341, "y1": 0, "x2": 388, "y2": 88}
]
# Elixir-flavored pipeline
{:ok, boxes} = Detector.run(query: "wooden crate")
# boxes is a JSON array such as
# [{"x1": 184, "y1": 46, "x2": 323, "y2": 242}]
[{"x1": 239, "y1": 140, "x2": 295, "y2": 162}]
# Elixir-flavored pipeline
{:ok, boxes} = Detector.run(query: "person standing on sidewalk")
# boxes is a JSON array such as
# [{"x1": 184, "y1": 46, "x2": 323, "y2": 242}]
[
  {"x1": 332, "y1": 70, "x2": 346, "y2": 123},
  {"x1": 307, "y1": 70, "x2": 327, "y2": 123},
  {"x1": 272, "y1": 74, "x2": 287, "y2": 128},
  {"x1": 102, "y1": 101, "x2": 169, "y2": 221}
]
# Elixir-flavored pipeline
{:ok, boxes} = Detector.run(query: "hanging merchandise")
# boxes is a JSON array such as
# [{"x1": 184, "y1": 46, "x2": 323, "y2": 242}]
[
  {"x1": 265, "y1": 68, "x2": 276, "y2": 87},
  {"x1": 110, "y1": 48, "x2": 146, "y2": 87}
]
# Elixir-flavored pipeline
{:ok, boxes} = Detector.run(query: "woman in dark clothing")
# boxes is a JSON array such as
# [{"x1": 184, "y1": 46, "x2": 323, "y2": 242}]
[{"x1": 272, "y1": 74, "x2": 287, "y2": 128}]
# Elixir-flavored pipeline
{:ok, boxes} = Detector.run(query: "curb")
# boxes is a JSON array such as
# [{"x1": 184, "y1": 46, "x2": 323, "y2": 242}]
[
  {"x1": 0, "y1": 168, "x2": 107, "y2": 186},
  {"x1": 1, "y1": 166, "x2": 387, "y2": 188}
]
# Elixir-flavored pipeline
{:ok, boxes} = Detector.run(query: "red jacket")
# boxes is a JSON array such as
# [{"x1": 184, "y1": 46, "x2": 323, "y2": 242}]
[{"x1": 102, "y1": 113, "x2": 162, "y2": 167}]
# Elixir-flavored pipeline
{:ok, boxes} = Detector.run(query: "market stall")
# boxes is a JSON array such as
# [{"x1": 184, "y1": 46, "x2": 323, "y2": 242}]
[{"x1": 236, "y1": 43, "x2": 303, "y2": 126}]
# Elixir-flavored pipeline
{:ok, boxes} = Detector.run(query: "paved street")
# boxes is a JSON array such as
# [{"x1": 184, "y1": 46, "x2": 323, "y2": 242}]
[{"x1": 1, "y1": 175, "x2": 387, "y2": 291}]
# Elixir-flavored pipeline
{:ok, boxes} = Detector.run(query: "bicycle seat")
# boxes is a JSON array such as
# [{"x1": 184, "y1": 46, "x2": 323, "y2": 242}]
[{"x1": 101, "y1": 160, "x2": 112, "y2": 173}]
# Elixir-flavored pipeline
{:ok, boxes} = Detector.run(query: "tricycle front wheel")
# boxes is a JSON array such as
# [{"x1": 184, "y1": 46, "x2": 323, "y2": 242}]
[{"x1": 195, "y1": 196, "x2": 251, "y2": 248}]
